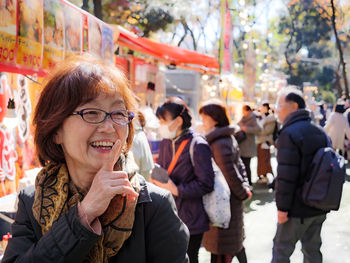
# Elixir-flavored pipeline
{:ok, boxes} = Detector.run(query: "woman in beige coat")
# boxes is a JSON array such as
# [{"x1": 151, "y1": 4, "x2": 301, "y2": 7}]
[
  {"x1": 199, "y1": 100, "x2": 251, "y2": 263},
  {"x1": 237, "y1": 105, "x2": 261, "y2": 185},
  {"x1": 256, "y1": 103, "x2": 276, "y2": 183}
]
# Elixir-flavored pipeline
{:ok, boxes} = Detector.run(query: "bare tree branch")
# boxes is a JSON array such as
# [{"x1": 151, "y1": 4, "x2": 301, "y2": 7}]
[
  {"x1": 331, "y1": 0, "x2": 349, "y2": 98},
  {"x1": 181, "y1": 19, "x2": 197, "y2": 50}
]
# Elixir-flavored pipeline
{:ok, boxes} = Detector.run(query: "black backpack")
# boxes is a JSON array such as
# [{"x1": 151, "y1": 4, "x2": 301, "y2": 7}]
[{"x1": 302, "y1": 146, "x2": 346, "y2": 211}]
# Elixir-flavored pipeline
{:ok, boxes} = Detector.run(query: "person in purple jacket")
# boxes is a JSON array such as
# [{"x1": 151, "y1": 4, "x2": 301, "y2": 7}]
[{"x1": 151, "y1": 97, "x2": 215, "y2": 263}]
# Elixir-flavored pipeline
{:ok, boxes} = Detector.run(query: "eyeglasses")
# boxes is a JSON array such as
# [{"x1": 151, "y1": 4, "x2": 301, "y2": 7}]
[{"x1": 72, "y1": 108, "x2": 134, "y2": 125}]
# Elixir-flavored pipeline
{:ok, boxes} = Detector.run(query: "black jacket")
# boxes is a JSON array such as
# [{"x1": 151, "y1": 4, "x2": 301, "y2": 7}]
[
  {"x1": 3, "y1": 175, "x2": 189, "y2": 262},
  {"x1": 275, "y1": 109, "x2": 329, "y2": 218}
]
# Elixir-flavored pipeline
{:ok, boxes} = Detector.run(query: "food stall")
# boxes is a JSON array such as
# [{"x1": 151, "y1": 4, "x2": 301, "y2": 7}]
[{"x1": 0, "y1": 1, "x2": 221, "y2": 241}]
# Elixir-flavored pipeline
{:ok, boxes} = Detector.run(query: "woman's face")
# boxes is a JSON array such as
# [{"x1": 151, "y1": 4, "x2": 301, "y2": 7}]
[
  {"x1": 55, "y1": 93, "x2": 129, "y2": 174},
  {"x1": 158, "y1": 111, "x2": 179, "y2": 132},
  {"x1": 200, "y1": 113, "x2": 217, "y2": 133},
  {"x1": 260, "y1": 105, "x2": 268, "y2": 114}
]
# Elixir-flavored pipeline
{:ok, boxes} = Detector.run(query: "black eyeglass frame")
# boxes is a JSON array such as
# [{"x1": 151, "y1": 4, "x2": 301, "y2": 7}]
[{"x1": 72, "y1": 108, "x2": 135, "y2": 126}]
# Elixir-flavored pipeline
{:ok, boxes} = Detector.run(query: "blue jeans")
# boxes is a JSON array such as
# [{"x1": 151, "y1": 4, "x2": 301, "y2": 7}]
[{"x1": 271, "y1": 214, "x2": 327, "y2": 263}]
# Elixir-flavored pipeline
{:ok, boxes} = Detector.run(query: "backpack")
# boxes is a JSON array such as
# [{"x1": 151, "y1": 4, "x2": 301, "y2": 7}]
[
  {"x1": 189, "y1": 137, "x2": 231, "y2": 229},
  {"x1": 302, "y1": 146, "x2": 346, "y2": 211}
]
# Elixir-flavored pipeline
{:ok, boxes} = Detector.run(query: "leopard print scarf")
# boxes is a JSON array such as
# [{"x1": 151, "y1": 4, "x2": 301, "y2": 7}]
[{"x1": 32, "y1": 160, "x2": 140, "y2": 262}]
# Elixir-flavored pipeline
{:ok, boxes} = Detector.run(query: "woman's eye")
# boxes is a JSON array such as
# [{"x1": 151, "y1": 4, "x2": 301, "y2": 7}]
[
  {"x1": 84, "y1": 110, "x2": 100, "y2": 116},
  {"x1": 112, "y1": 111, "x2": 127, "y2": 117}
]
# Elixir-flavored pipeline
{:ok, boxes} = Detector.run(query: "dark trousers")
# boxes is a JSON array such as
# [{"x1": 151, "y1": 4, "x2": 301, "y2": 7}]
[
  {"x1": 241, "y1": 157, "x2": 252, "y2": 185},
  {"x1": 211, "y1": 247, "x2": 247, "y2": 263},
  {"x1": 188, "y1": 233, "x2": 203, "y2": 263},
  {"x1": 272, "y1": 214, "x2": 327, "y2": 263}
]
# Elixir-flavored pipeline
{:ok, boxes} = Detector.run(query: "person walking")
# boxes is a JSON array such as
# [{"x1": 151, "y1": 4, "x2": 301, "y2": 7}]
[
  {"x1": 256, "y1": 103, "x2": 276, "y2": 184},
  {"x1": 272, "y1": 88, "x2": 329, "y2": 263},
  {"x1": 237, "y1": 105, "x2": 261, "y2": 186},
  {"x1": 199, "y1": 100, "x2": 251, "y2": 263},
  {"x1": 3, "y1": 56, "x2": 189, "y2": 263},
  {"x1": 324, "y1": 104, "x2": 350, "y2": 156},
  {"x1": 151, "y1": 97, "x2": 215, "y2": 263}
]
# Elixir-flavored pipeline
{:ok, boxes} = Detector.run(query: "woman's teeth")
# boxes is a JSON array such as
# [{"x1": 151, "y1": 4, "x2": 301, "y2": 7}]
[{"x1": 90, "y1": 141, "x2": 114, "y2": 149}]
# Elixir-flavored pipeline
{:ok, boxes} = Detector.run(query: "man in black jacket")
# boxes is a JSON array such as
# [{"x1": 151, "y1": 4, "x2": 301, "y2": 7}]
[{"x1": 271, "y1": 88, "x2": 329, "y2": 263}]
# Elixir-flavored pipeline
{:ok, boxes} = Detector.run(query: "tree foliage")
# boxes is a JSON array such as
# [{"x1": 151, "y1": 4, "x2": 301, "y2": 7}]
[
  {"x1": 275, "y1": 1, "x2": 332, "y2": 92},
  {"x1": 277, "y1": 0, "x2": 349, "y2": 98},
  {"x1": 101, "y1": 1, "x2": 175, "y2": 37}
]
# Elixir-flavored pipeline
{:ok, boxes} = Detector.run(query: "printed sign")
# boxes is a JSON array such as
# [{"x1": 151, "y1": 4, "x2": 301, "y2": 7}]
[
  {"x1": 64, "y1": 4, "x2": 82, "y2": 57},
  {"x1": 88, "y1": 18, "x2": 102, "y2": 58},
  {"x1": 43, "y1": 0, "x2": 65, "y2": 70},
  {"x1": 101, "y1": 24, "x2": 113, "y2": 63},
  {"x1": 0, "y1": 74, "x2": 9, "y2": 122},
  {"x1": 16, "y1": 75, "x2": 31, "y2": 142},
  {"x1": 17, "y1": 0, "x2": 44, "y2": 69},
  {"x1": 0, "y1": 127, "x2": 18, "y2": 182},
  {"x1": 0, "y1": 0, "x2": 17, "y2": 65}
]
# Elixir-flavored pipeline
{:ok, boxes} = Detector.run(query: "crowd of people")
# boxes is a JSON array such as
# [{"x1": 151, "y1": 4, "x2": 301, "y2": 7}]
[{"x1": 2, "y1": 55, "x2": 348, "y2": 262}]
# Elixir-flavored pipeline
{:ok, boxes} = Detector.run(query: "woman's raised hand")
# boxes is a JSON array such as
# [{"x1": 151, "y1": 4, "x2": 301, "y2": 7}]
[{"x1": 81, "y1": 140, "x2": 139, "y2": 224}]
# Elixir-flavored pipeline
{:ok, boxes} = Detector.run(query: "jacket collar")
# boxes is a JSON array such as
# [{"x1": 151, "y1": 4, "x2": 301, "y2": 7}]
[
  {"x1": 242, "y1": 112, "x2": 255, "y2": 122},
  {"x1": 173, "y1": 128, "x2": 193, "y2": 144},
  {"x1": 206, "y1": 126, "x2": 235, "y2": 144},
  {"x1": 135, "y1": 174, "x2": 152, "y2": 204},
  {"x1": 282, "y1": 109, "x2": 311, "y2": 130},
  {"x1": 262, "y1": 113, "x2": 276, "y2": 124}
]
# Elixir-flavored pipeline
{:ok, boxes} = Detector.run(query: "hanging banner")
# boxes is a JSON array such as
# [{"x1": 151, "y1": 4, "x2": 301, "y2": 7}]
[
  {"x1": 0, "y1": 0, "x2": 17, "y2": 65},
  {"x1": 43, "y1": 0, "x2": 65, "y2": 70},
  {"x1": 16, "y1": 75, "x2": 31, "y2": 143},
  {"x1": 223, "y1": 1, "x2": 233, "y2": 74},
  {"x1": 0, "y1": 74, "x2": 9, "y2": 123},
  {"x1": 88, "y1": 18, "x2": 102, "y2": 58},
  {"x1": 82, "y1": 14, "x2": 88, "y2": 52},
  {"x1": 101, "y1": 24, "x2": 113, "y2": 63},
  {"x1": 17, "y1": 0, "x2": 44, "y2": 69},
  {"x1": 64, "y1": 3, "x2": 82, "y2": 57},
  {"x1": 0, "y1": 0, "x2": 117, "y2": 76}
]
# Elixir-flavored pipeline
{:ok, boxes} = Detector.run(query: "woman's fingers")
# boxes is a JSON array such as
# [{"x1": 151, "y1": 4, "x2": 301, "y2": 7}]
[
  {"x1": 100, "y1": 140, "x2": 121, "y2": 172},
  {"x1": 98, "y1": 171, "x2": 139, "y2": 197}
]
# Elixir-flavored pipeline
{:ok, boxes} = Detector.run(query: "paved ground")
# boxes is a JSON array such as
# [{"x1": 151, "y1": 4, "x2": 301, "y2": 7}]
[{"x1": 199, "y1": 157, "x2": 350, "y2": 263}]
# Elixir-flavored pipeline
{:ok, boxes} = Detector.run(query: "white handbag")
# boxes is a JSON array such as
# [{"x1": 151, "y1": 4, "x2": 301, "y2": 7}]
[{"x1": 190, "y1": 138, "x2": 231, "y2": 229}]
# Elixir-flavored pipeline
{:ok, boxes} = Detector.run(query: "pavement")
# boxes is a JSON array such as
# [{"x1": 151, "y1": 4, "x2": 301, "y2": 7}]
[{"x1": 199, "y1": 157, "x2": 350, "y2": 263}]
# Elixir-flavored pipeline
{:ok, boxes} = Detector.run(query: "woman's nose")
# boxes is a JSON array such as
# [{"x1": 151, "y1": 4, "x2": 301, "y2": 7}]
[{"x1": 97, "y1": 117, "x2": 116, "y2": 132}]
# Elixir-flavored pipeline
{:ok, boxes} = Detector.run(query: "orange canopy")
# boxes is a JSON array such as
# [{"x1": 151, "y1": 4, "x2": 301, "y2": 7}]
[{"x1": 117, "y1": 28, "x2": 219, "y2": 74}]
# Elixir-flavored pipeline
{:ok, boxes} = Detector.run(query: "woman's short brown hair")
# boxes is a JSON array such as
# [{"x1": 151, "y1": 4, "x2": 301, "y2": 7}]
[
  {"x1": 33, "y1": 55, "x2": 136, "y2": 166},
  {"x1": 199, "y1": 99, "x2": 230, "y2": 127}
]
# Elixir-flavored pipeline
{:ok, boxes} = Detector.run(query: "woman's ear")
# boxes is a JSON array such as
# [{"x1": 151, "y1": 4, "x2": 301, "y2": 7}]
[
  {"x1": 176, "y1": 115, "x2": 183, "y2": 128},
  {"x1": 53, "y1": 129, "x2": 62, "y2": 145}
]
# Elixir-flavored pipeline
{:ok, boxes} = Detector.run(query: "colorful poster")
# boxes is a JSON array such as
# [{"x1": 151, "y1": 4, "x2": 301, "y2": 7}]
[
  {"x1": 0, "y1": 127, "x2": 18, "y2": 196},
  {"x1": 88, "y1": 18, "x2": 102, "y2": 58},
  {"x1": 82, "y1": 14, "x2": 88, "y2": 52},
  {"x1": 64, "y1": 5, "x2": 82, "y2": 57},
  {"x1": 101, "y1": 24, "x2": 113, "y2": 63},
  {"x1": 0, "y1": 74, "x2": 17, "y2": 197},
  {"x1": 0, "y1": 74, "x2": 9, "y2": 122},
  {"x1": 0, "y1": 0, "x2": 17, "y2": 65},
  {"x1": 43, "y1": 0, "x2": 64, "y2": 70},
  {"x1": 16, "y1": 75, "x2": 31, "y2": 142},
  {"x1": 17, "y1": 0, "x2": 44, "y2": 69}
]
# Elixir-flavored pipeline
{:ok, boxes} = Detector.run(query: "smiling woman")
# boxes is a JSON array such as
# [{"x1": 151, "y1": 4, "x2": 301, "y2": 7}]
[{"x1": 2, "y1": 55, "x2": 189, "y2": 263}]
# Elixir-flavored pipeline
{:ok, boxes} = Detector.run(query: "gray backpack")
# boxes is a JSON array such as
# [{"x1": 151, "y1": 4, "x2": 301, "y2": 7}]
[{"x1": 302, "y1": 147, "x2": 346, "y2": 211}]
